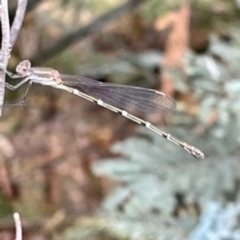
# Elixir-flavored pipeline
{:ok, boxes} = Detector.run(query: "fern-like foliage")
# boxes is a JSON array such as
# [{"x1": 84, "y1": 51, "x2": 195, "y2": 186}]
[
  {"x1": 91, "y1": 31, "x2": 240, "y2": 240},
  {"x1": 190, "y1": 202, "x2": 240, "y2": 240}
]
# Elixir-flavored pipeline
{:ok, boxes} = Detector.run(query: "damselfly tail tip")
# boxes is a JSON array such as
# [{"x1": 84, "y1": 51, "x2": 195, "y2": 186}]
[
  {"x1": 192, "y1": 148, "x2": 204, "y2": 159},
  {"x1": 183, "y1": 143, "x2": 204, "y2": 159}
]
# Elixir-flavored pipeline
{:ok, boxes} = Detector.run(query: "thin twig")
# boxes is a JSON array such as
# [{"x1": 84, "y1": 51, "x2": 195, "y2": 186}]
[
  {"x1": 0, "y1": 0, "x2": 11, "y2": 116},
  {"x1": 30, "y1": 0, "x2": 145, "y2": 64},
  {"x1": 0, "y1": 0, "x2": 28, "y2": 116},
  {"x1": 13, "y1": 212, "x2": 22, "y2": 240},
  {"x1": 10, "y1": 0, "x2": 28, "y2": 46}
]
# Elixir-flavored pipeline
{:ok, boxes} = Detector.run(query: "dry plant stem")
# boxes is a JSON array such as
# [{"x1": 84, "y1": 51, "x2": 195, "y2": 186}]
[
  {"x1": 30, "y1": 0, "x2": 145, "y2": 64},
  {"x1": 0, "y1": 0, "x2": 27, "y2": 115},
  {"x1": 13, "y1": 212, "x2": 22, "y2": 240},
  {"x1": 0, "y1": 0, "x2": 11, "y2": 116},
  {"x1": 10, "y1": 0, "x2": 28, "y2": 46}
]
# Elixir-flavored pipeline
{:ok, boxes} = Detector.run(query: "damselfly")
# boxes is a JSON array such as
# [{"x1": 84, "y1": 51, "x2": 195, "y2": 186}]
[{"x1": 5, "y1": 60, "x2": 204, "y2": 159}]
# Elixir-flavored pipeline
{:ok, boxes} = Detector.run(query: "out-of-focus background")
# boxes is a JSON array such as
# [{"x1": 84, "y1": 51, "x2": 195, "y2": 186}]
[{"x1": 1, "y1": 0, "x2": 240, "y2": 239}]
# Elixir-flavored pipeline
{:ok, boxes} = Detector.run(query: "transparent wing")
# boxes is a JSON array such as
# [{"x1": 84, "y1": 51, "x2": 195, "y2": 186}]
[{"x1": 60, "y1": 74, "x2": 176, "y2": 113}]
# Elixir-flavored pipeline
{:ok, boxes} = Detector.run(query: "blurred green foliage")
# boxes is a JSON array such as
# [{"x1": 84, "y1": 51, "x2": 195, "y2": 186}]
[{"x1": 87, "y1": 30, "x2": 240, "y2": 240}]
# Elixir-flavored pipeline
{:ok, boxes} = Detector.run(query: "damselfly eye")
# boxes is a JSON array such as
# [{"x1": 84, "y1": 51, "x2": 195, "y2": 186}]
[{"x1": 16, "y1": 60, "x2": 31, "y2": 76}]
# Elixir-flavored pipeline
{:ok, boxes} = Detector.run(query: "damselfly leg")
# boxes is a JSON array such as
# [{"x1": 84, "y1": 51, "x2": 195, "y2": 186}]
[
  {"x1": 2, "y1": 82, "x2": 32, "y2": 107},
  {"x1": 2, "y1": 72, "x2": 32, "y2": 107}
]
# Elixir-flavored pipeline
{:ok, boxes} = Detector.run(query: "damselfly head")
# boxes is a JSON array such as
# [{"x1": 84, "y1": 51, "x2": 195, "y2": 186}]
[{"x1": 16, "y1": 60, "x2": 31, "y2": 77}]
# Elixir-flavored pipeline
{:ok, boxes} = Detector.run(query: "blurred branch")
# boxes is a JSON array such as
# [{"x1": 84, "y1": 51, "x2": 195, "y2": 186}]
[
  {"x1": 236, "y1": 0, "x2": 240, "y2": 9},
  {"x1": 30, "y1": 0, "x2": 146, "y2": 65},
  {"x1": 0, "y1": 0, "x2": 11, "y2": 116},
  {"x1": 155, "y1": 2, "x2": 190, "y2": 96},
  {"x1": 10, "y1": 0, "x2": 28, "y2": 46}
]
